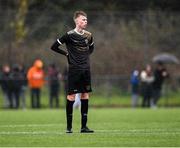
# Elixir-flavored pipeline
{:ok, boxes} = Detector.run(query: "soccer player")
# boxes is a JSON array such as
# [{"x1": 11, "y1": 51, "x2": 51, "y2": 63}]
[{"x1": 51, "y1": 11, "x2": 94, "y2": 133}]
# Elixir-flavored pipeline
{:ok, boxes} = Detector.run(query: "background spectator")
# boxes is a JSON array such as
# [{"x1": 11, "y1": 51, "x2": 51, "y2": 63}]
[
  {"x1": 152, "y1": 62, "x2": 169, "y2": 108},
  {"x1": 130, "y1": 70, "x2": 140, "y2": 108},
  {"x1": 0, "y1": 64, "x2": 11, "y2": 108},
  {"x1": 27, "y1": 59, "x2": 45, "y2": 108},
  {"x1": 9, "y1": 64, "x2": 24, "y2": 109},
  {"x1": 73, "y1": 93, "x2": 81, "y2": 109},
  {"x1": 140, "y1": 65, "x2": 154, "y2": 108},
  {"x1": 48, "y1": 63, "x2": 61, "y2": 108},
  {"x1": 19, "y1": 64, "x2": 27, "y2": 109}
]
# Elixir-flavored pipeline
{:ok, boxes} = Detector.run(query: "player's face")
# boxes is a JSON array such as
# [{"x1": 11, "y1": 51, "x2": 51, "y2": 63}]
[{"x1": 75, "y1": 15, "x2": 87, "y2": 29}]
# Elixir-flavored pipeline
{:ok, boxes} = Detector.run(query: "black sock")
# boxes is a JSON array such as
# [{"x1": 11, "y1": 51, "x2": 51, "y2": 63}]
[
  {"x1": 81, "y1": 99, "x2": 88, "y2": 128},
  {"x1": 66, "y1": 100, "x2": 74, "y2": 129}
]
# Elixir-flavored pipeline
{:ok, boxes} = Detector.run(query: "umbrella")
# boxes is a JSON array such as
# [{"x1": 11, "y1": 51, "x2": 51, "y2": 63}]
[{"x1": 152, "y1": 53, "x2": 179, "y2": 64}]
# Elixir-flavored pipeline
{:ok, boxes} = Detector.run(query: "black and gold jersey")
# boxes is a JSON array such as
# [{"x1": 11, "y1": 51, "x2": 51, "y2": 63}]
[{"x1": 56, "y1": 29, "x2": 94, "y2": 70}]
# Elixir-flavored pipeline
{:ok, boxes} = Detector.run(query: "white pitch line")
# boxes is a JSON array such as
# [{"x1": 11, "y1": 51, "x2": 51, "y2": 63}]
[
  {"x1": 0, "y1": 124, "x2": 62, "y2": 128},
  {"x1": 0, "y1": 123, "x2": 180, "y2": 134},
  {"x1": 96, "y1": 129, "x2": 180, "y2": 132},
  {"x1": 0, "y1": 131, "x2": 64, "y2": 135},
  {"x1": 1, "y1": 124, "x2": 180, "y2": 133},
  {"x1": 0, "y1": 130, "x2": 180, "y2": 135}
]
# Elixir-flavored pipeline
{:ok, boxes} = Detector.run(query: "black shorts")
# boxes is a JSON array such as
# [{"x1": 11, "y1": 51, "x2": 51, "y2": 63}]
[{"x1": 68, "y1": 68, "x2": 92, "y2": 95}]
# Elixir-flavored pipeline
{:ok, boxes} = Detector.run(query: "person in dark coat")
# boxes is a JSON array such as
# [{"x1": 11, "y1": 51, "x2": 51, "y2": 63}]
[
  {"x1": 48, "y1": 63, "x2": 61, "y2": 108},
  {"x1": 19, "y1": 64, "x2": 27, "y2": 109},
  {"x1": 0, "y1": 64, "x2": 11, "y2": 108},
  {"x1": 9, "y1": 64, "x2": 24, "y2": 109},
  {"x1": 152, "y1": 62, "x2": 169, "y2": 107}
]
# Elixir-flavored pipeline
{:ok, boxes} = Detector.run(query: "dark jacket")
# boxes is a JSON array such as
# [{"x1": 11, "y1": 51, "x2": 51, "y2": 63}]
[{"x1": 0, "y1": 71, "x2": 11, "y2": 92}]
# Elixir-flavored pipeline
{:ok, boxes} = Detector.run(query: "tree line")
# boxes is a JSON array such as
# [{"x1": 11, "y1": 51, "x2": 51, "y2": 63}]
[{"x1": 0, "y1": 0, "x2": 180, "y2": 75}]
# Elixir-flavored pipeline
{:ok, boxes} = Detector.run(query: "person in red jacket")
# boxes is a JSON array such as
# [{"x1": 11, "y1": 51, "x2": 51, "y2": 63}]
[{"x1": 27, "y1": 59, "x2": 45, "y2": 108}]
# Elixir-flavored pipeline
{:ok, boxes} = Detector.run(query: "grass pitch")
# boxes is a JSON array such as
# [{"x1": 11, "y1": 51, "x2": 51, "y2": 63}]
[{"x1": 0, "y1": 108, "x2": 180, "y2": 147}]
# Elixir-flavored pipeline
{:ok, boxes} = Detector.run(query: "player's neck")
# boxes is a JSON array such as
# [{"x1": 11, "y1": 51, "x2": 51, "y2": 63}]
[{"x1": 74, "y1": 27, "x2": 84, "y2": 35}]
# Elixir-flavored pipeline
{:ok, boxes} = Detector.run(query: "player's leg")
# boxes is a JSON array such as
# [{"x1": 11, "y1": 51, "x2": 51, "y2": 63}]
[
  {"x1": 66, "y1": 68, "x2": 78, "y2": 133},
  {"x1": 81, "y1": 93, "x2": 89, "y2": 129},
  {"x1": 80, "y1": 93, "x2": 94, "y2": 133},
  {"x1": 66, "y1": 94, "x2": 75, "y2": 133}
]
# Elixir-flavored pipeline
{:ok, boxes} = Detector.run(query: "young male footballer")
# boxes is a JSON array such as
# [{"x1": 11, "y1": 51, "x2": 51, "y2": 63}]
[{"x1": 51, "y1": 11, "x2": 94, "y2": 133}]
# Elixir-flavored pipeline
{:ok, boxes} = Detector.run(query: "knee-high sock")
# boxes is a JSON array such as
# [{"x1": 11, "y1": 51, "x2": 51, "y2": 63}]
[
  {"x1": 81, "y1": 99, "x2": 88, "y2": 128},
  {"x1": 66, "y1": 100, "x2": 74, "y2": 129}
]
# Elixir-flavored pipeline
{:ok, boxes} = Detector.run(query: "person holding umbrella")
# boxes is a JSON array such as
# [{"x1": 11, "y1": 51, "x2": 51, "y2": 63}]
[
  {"x1": 152, "y1": 53, "x2": 178, "y2": 107},
  {"x1": 152, "y1": 62, "x2": 169, "y2": 108}
]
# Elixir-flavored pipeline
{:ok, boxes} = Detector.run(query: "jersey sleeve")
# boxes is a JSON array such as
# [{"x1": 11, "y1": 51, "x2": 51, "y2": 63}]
[
  {"x1": 57, "y1": 33, "x2": 68, "y2": 45},
  {"x1": 89, "y1": 36, "x2": 94, "y2": 54},
  {"x1": 89, "y1": 36, "x2": 94, "y2": 46},
  {"x1": 50, "y1": 33, "x2": 68, "y2": 56}
]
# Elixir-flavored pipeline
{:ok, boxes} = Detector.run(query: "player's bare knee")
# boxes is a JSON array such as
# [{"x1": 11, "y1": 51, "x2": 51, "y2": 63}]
[
  {"x1": 81, "y1": 93, "x2": 89, "y2": 99},
  {"x1": 67, "y1": 94, "x2": 76, "y2": 101}
]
